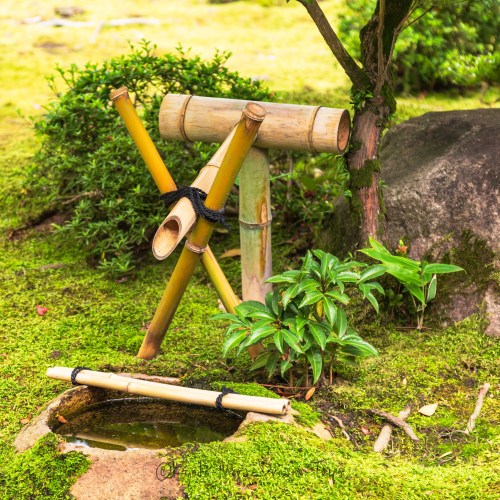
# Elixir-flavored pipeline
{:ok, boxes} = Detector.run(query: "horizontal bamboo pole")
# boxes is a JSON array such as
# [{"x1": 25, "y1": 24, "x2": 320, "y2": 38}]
[
  {"x1": 138, "y1": 102, "x2": 266, "y2": 360},
  {"x1": 47, "y1": 367, "x2": 290, "y2": 415},
  {"x1": 152, "y1": 128, "x2": 236, "y2": 260},
  {"x1": 160, "y1": 94, "x2": 350, "y2": 154},
  {"x1": 110, "y1": 86, "x2": 240, "y2": 314}
]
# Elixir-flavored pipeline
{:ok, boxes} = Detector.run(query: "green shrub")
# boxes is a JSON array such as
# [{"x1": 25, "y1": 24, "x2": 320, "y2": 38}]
[
  {"x1": 25, "y1": 41, "x2": 270, "y2": 276},
  {"x1": 339, "y1": 0, "x2": 499, "y2": 92}
]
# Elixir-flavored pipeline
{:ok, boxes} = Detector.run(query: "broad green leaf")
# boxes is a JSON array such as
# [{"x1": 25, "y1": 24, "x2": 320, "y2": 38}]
[
  {"x1": 283, "y1": 330, "x2": 303, "y2": 353},
  {"x1": 274, "y1": 330, "x2": 284, "y2": 353},
  {"x1": 359, "y1": 265, "x2": 386, "y2": 283},
  {"x1": 266, "y1": 270, "x2": 302, "y2": 284},
  {"x1": 299, "y1": 290, "x2": 324, "y2": 308},
  {"x1": 360, "y1": 248, "x2": 421, "y2": 271},
  {"x1": 309, "y1": 322, "x2": 327, "y2": 350},
  {"x1": 367, "y1": 237, "x2": 392, "y2": 255},
  {"x1": 280, "y1": 359, "x2": 293, "y2": 377},
  {"x1": 422, "y1": 263, "x2": 464, "y2": 274},
  {"x1": 251, "y1": 352, "x2": 271, "y2": 371},
  {"x1": 341, "y1": 337, "x2": 378, "y2": 357},
  {"x1": 222, "y1": 330, "x2": 248, "y2": 357},
  {"x1": 295, "y1": 278, "x2": 321, "y2": 295},
  {"x1": 306, "y1": 347, "x2": 323, "y2": 384},
  {"x1": 320, "y1": 252, "x2": 330, "y2": 279},
  {"x1": 383, "y1": 266, "x2": 422, "y2": 286},
  {"x1": 427, "y1": 275, "x2": 437, "y2": 302},
  {"x1": 405, "y1": 283, "x2": 426, "y2": 304},
  {"x1": 247, "y1": 324, "x2": 276, "y2": 344},
  {"x1": 265, "y1": 352, "x2": 279, "y2": 377},
  {"x1": 365, "y1": 292, "x2": 379, "y2": 313},
  {"x1": 337, "y1": 271, "x2": 360, "y2": 282},
  {"x1": 336, "y1": 308, "x2": 348, "y2": 337},
  {"x1": 282, "y1": 283, "x2": 300, "y2": 309},
  {"x1": 326, "y1": 290, "x2": 350, "y2": 305},
  {"x1": 323, "y1": 297, "x2": 337, "y2": 327},
  {"x1": 241, "y1": 300, "x2": 269, "y2": 312}
]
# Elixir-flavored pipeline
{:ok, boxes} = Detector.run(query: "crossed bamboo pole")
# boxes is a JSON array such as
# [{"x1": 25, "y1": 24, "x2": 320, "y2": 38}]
[
  {"x1": 110, "y1": 87, "x2": 265, "y2": 360},
  {"x1": 110, "y1": 87, "x2": 240, "y2": 312}
]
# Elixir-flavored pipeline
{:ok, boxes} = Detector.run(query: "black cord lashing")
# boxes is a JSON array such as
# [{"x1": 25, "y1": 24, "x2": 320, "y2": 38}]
[
  {"x1": 215, "y1": 386, "x2": 236, "y2": 411},
  {"x1": 160, "y1": 186, "x2": 230, "y2": 229},
  {"x1": 71, "y1": 366, "x2": 91, "y2": 385}
]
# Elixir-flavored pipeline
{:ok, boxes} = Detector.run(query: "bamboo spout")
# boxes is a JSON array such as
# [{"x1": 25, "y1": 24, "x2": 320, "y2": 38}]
[{"x1": 152, "y1": 128, "x2": 236, "y2": 260}]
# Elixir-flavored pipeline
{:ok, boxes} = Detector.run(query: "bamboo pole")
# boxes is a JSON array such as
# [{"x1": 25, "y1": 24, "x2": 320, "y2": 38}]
[
  {"x1": 110, "y1": 86, "x2": 240, "y2": 314},
  {"x1": 138, "y1": 103, "x2": 266, "y2": 360},
  {"x1": 239, "y1": 147, "x2": 273, "y2": 302},
  {"x1": 47, "y1": 367, "x2": 290, "y2": 415},
  {"x1": 152, "y1": 128, "x2": 236, "y2": 260},
  {"x1": 160, "y1": 94, "x2": 351, "y2": 154}
]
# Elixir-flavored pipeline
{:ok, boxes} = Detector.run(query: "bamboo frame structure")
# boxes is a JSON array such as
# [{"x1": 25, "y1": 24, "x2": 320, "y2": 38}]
[
  {"x1": 137, "y1": 102, "x2": 266, "y2": 360},
  {"x1": 152, "y1": 128, "x2": 236, "y2": 260},
  {"x1": 160, "y1": 94, "x2": 351, "y2": 154},
  {"x1": 47, "y1": 367, "x2": 290, "y2": 415},
  {"x1": 110, "y1": 87, "x2": 240, "y2": 313}
]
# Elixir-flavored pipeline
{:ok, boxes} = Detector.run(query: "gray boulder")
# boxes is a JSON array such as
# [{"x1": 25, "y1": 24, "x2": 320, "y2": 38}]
[{"x1": 380, "y1": 109, "x2": 499, "y2": 334}]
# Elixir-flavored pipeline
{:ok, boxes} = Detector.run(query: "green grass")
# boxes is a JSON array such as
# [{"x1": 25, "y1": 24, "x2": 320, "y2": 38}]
[{"x1": 0, "y1": 0, "x2": 499, "y2": 497}]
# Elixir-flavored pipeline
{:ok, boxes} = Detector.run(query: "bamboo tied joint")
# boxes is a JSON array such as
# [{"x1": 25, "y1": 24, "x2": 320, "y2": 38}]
[
  {"x1": 47, "y1": 367, "x2": 290, "y2": 415},
  {"x1": 137, "y1": 102, "x2": 266, "y2": 360}
]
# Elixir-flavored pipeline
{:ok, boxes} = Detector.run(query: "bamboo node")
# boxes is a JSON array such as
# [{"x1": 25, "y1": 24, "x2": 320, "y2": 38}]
[
  {"x1": 239, "y1": 219, "x2": 273, "y2": 229},
  {"x1": 178, "y1": 94, "x2": 194, "y2": 142},
  {"x1": 307, "y1": 106, "x2": 322, "y2": 153},
  {"x1": 185, "y1": 241, "x2": 207, "y2": 254},
  {"x1": 243, "y1": 102, "x2": 266, "y2": 122}
]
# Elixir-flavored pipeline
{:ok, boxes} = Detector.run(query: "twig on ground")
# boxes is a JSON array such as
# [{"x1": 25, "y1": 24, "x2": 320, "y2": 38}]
[
  {"x1": 369, "y1": 408, "x2": 420, "y2": 442},
  {"x1": 373, "y1": 405, "x2": 412, "y2": 452},
  {"x1": 465, "y1": 382, "x2": 490, "y2": 435},
  {"x1": 329, "y1": 415, "x2": 351, "y2": 441}
]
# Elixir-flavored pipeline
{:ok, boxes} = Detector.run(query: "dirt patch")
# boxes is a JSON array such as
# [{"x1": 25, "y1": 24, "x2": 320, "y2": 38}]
[{"x1": 8, "y1": 211, "x2": 69, "y2": 241}]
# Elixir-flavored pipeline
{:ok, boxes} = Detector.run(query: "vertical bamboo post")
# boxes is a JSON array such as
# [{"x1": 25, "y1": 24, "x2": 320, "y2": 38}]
[
  {"x1": 239, "y1": 147, "x2": 273, "y2": 302},
  {"x1": 138, "y1": 103, "x2": 266, "y2": 360},
  {"x1": 110, "y1": 87, "x2": 240, "y2": 314}
]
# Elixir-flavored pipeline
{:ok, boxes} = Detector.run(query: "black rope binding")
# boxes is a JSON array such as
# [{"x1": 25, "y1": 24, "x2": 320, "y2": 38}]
[
  {"x1": 71, "y1": 366, "x2": 91, "y2": 385},
  {"x1": 160, "y1": 186, "x2": 230, "y2": 229},
  {"x1": 215, "y1": 386, "x2": 236, "y2": 411}
]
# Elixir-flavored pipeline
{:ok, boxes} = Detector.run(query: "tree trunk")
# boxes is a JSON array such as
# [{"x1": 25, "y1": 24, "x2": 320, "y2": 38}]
[{"x1": 346, "y1": 106, "x2": 386, "y2": 245}]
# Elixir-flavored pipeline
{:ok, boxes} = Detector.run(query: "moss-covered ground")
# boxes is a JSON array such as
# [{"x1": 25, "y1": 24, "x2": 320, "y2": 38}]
[{"x1": 1, "y1": 0, "x2": 499, "y2": 498}]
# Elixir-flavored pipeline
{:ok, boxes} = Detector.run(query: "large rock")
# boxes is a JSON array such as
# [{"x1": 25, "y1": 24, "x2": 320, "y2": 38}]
[{"x1": 380, "y1": 109, "x2": 499, "y2": 333}]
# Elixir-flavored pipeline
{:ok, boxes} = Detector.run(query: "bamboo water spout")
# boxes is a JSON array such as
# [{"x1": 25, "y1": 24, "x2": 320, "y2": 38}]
[
  {"x1": 47, "y1": 367, "x2": 290, "y2": 415},
  {"x1": 160, "y1": 94, "x2": 351, "y2": 154},
  {"x1": 138, "y1": 102, "x2": 266, "y2": 360}
]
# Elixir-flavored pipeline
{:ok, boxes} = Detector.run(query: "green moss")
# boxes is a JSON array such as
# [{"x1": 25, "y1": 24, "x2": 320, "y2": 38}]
[
  {"x1": 0, "y1": 434, "x2": 90, "y2": 499},
  {"x1": 179, "y1": 421, "x2": 500, "y2": 499},
  {"x1": 349, "y1": 160, "x2": 381, "y2": 189}
]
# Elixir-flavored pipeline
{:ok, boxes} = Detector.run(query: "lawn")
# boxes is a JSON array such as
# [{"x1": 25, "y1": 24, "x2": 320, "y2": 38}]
[{"x1": 0, "y1": 0, "x2": 499, "y2": 498}]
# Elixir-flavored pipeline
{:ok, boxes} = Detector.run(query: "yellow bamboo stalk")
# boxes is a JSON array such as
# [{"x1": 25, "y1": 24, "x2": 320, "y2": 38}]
[
  {"x1": 110, "y1": 86, "x2": 240, "y2": 314},
  {"x1": 138, "y1": 102, "x2": 266, "y2": 360}
]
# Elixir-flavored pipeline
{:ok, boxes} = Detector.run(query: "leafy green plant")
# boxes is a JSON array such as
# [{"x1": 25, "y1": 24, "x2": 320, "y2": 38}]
[
  {"x1": 25, "y1": 40, "x2": 270, "y2": 276},
  {"x1": 214, "y1": 250, "x2": 384, "y2": 386},
  {"x1": 339, "y1": 0, "x2": 499, "y2": 92},
  {"x1": 360, "y1": 238, "x2": 464, "y2": 330}
]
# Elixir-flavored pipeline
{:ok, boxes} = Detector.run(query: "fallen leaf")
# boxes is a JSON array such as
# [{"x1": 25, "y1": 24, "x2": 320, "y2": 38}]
[
  {"x1": 220, "y1": 248, "x2": 241, "y2": 259},
  {"x1": 361, "y1": 426, "x2": 371, "y2": 435},
  {"x1": 305, "y1": 387, "x2": 316, "y2": 401},
  {"x1": 36, "y1": 305, "x2": 49, "y2": 316},
  {"x1": 57, "y1": 415, "x2": 68, "y2": 424},
  {"x1": 402, "y1": 377, "x2": 407, "y2": 386},
  {"x1": 20, "y1": 415, "x2": 31, "y2": 424},
  {"x1": 419, "y1": 403, "x2": 438, "y2": 416}
]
